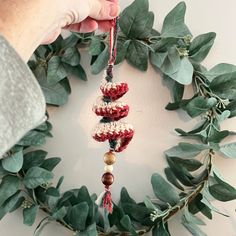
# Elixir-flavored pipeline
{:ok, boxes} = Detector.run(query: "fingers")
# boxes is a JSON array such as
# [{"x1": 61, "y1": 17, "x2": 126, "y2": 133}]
[
  {"x1": 41, "y1": 28, "x2": 62, "y2": 45},
  {"x1": 88, "y1": 0, "x2": 120, "y2": 20},
  {"x1": 64, "y1": 17, "x2": 98, "y2": 33}
]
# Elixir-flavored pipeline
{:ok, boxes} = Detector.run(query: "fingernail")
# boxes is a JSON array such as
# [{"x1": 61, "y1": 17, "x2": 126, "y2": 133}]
[{"x1": 109, "y1": 4, "x2": 118, "y2": 17}]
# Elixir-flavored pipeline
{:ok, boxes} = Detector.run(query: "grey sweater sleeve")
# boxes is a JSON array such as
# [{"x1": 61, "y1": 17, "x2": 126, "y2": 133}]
[{"x1": 0, "y1": 35, "x2": 46, "y2": 157}]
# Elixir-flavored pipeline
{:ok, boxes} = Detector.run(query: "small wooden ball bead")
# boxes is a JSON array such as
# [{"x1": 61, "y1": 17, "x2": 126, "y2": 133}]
[
  {"x1": 104, "y1": 165, "x2": 113, "y2": 173},
  {"x1": 102, "y1": 173, "x2": 114, "y2": 186},
  {"x1": 103, "y1": 152, "x2": 116, "y2": 165}
]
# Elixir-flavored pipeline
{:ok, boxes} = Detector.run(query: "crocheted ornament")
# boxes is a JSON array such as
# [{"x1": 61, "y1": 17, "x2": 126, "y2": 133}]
[{"x1": 92, "y1": 17, "x2": 134, "y2": 213}]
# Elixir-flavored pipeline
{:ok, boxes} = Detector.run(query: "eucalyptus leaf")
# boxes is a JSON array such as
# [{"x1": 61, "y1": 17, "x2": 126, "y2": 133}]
[
  {"x1": 120, "y1": 215, "x2": 138, "y2": 236},
  {"x1": 23, "y1": 167, "x2": 53, "y2": 189},
  {"x1": 78, "y1": 223, "x2": 98, "y2": 236},
  {"x1": 0, "y1": 175, "x2": 20, "y2": 206},
  {"x1": 40, "y1": 157, "x2": 61, "y2": 171},
  {"x1": 161, "y1": 2, "x2": 191, "y2": 38},
  {"x1": 189, "y1": 32, "x2": 216, "y2": 62},
  {"x1": 126, "y1": 40, "x2": 149, "y2": 71},
  {"x1": 67, "y1": 202, "x2": 89, "y2": 230},
  {"x1": 2, "y1": 151, "x2": 23, "y2": 173},
  {"x1": 23, "y1": 150, "x2": 47, "y2": 171},
  {"x1": 38, "y1": 76, "x2": 69, "y2": 106},
  {"x1": 209, "y1": 72, "x2": 236, "y2": 100},
  {"x1": 184, "y1": 96, "x2": 217, "y2": 117},
  {"x1": 61, "y1": 47, "x2": 80, "y2": 66},
  {"x1": 119, "y1": 0, "x2": 154, "y2": 38},
  {"x1": 165, "y1": 142, "x2": 208, "y2": 158},
  {"x1": 151, "y1": 173, "x2": 180, "y2": 206},
  {"x1": 23, "y1": 205, "x2": 39, "y2": 226},
  {"x1": 152, "y1": 222, "x2": 170, "y2": 236},
  {"x1": 0, "y1": 191, "x2": 20, "y2": 220},
  {"x1": 164, "y1": 167, "x2": 184, "y2": 191},
  {"x1": 220, "y1": 142, "x2": 236, "y2": 158},
  {"x1": 47, "y1": 56, "x2": 68, "y2": 84},
  {"x1": 205, "y1": 63, "x2": 236, "y2": 82},
  {"x1": 52, "y1": 207, "x2": 67, "y2": 220},
  {"x1": 91, "y1": 44, "x2": 109, "y2": 74},
  {"x1": 209, "y1": 182, "x2": 236, "y2": 202}
]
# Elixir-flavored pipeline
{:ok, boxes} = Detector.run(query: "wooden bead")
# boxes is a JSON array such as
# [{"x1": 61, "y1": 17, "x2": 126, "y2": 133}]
[
  {"x1": 103, "y1": 151, "x2": 116, "y2": 165},
  {"x1": 102, "y1": 173, "x2": 114, "y2": 186},
  {"x1": 104, "y1": 165, "x2": 113, "y2": 173}
]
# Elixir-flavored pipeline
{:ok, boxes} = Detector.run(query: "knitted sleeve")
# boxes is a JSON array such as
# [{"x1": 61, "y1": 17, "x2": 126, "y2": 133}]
[{"x1": 0, "y1": 35, "x2": 46, "y2": 157}]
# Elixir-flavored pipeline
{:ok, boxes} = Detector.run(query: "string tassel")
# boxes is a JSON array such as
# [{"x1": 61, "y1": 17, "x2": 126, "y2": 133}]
[{"x1": 103, "y1": 188, "x2": 113, "y2": 213}]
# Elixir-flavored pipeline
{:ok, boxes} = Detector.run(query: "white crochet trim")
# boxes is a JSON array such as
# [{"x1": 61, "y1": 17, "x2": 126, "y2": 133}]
[
  {"x1": 100, "y1": 76, "x2": 122, "y2": 92},
  {"x1": 93, "y1": 96, "x2": 127, "y2": 112},
  {"x1": 93, "y1": 121, "x2": 134, "y2": 137}
]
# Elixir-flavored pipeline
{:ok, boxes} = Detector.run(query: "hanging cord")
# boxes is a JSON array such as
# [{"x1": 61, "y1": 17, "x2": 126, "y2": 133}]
[{"x1": 106, "y1": 17, "x2": 119, "y2": 82}]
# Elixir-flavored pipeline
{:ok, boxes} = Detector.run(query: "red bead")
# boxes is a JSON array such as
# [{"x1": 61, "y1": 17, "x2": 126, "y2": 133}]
[{"x1": 102, "y1": 173, "x2": 114, "y2": 186}]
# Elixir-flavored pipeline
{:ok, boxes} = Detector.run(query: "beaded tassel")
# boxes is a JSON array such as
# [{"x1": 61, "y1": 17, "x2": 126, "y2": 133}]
[{"x1": 92, "y1": 18, "x2": 134, "y2": 213}]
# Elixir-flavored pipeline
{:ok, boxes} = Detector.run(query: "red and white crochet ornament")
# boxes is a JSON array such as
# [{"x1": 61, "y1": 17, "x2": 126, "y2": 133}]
[{"x1": 92, "y1": 17, "x2": 134, "y2": 213}]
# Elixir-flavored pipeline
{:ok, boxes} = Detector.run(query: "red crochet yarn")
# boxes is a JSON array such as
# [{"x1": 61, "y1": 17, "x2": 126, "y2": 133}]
[
  {"x1": 100, "y1": 82, "x2": 129, "y2": 100},
  {"x1": 93, "y1": 104, "x2": 129, "y2": 120}
]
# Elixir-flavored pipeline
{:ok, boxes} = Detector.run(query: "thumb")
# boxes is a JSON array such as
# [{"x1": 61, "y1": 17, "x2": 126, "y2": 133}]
[{"x1": 88, "y1": 0, "x2": 120, "y2": 20}]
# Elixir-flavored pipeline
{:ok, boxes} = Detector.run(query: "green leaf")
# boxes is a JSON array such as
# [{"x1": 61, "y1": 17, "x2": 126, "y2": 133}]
[
  {"x1": 0, "y1": 191, "x2": 21, "y2": 220},
  {"x1": 161, "y1": 47, "x2": 181, "y2": 76},
  {"x1": 120, "y1": 215, "x2": 138, "y2": 236},
  {"x1": 119, "y1": 0, "x2": 154, "y2": 38},
  {"x1": 151, "y1": 48, "x2": 193, "y2": 85},
  {"x1": 126, "y1": 40, "x2": 149, "y2": 71},
  {"x1": 47, "y1": 56, "x2": 68, "y2": 84},
  {"x1": 61, "y1": 34, "x2": 79, "y2": 49},
  {"x1": 38, "y1": 76, "x2": 69, "y2": 106},
  {"x1": 23, "y1": 150, "x2": 47, "y2": 170},
  {"x1": 61, "y1": 47, "x2": 80, "y2": 66},
  {"x1": 2, "y1": 151, "x2": 23, "y2": 173},
  {"x1": 91, "y1": 44, "x2": 109, "y2": 74},
  {"x1": 182, "y1": 219, "x2": 207, "y2": 236},
  {"x1": 78, "y1": 223, "x2": 98, "y2": 236},
  {"x1": 168, "y1": 156, "x2": 203, "y2": 171},
  {"x1": 220, "y1": 142, "x2": 236, "y2": 158},
  {"x1": 52, "y1": 207, "x2": 67, "y2": 220},
  {"x1": 165, "y1": 142, "x2": 208, "y2": 158},
  {"x1": 189, "y1": 32, "x2": 216, "y2": 62},
  {"x1": 164, "y1": 167, "x2": 184, "y2": 191},
  {"x1": 184, "y1": 96, "x2": 217, "y2": 117},
  {"x1": 46, "y1": 187, "x2": 60, "y2": 197},
  {"x1": 168, "y1": 57, "x2": 193, "y2": 85},
  {"x1": 205, "y1": 63, "x2": 236, "y2": 82},
  {"x1": 201, "y1": 195, "x2": 229, "y2": 217},
  {"x1": 0, "y1": 176, "x2": 20, "y2": 206},
  {"x1": 208, "y1": 130, "x2": 229, "y2": 143},
  {"x1": 209, "y1": 173, "x2": 236, "y2": 201},
  {"x1": 23, "y1": 205, "x2": 39, "y2": 226},
  {"x1": 64, "y1": 64, "x2": 87, "y2": 81},
  {"x1": 152, "y1": 222, "x2": 170, "y2": 236},
  {"x1": 209, "y1": 183, "x2": 236, "y2": 202},
  {"x1": 23, "y1": 167, "x2": 53, "y2": 189},
  {"x1": 173, "y1": 81, "x2": 184, "y2": 102},
  {"x1": 40, "y1": 157, "x2": 61, "y2": 171},
  {"x1": 67, "y1": 202, "x2": 89, "y2": 230},
  {"x1": 89, "y1": 36, "x2": 103, "y2": 56},
  {"x1": 151, "y1": 173, "x2": 180, "y2": 206},
  {"x1": 115, "y1": 40, "x2": 130, "y2": 65},
  {"x1": 209, "y1": 72, "x2": 236, "y2": 100},
  {"x1": 17, "y1": 131, "x2": 47, "y2": 146},
  {"x1": 161, "y1": 2, "x2": 191, "y2": 38}
]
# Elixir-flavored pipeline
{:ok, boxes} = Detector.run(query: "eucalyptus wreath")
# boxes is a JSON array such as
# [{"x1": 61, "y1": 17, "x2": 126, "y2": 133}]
[{"x1": 1, "y1": 1, "x2": 236, "y2": 235}]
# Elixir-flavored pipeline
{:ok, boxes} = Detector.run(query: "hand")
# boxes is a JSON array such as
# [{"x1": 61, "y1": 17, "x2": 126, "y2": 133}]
[
  {"x1": 0, "y1": 0, "x2": 120, "y2": 61},
  {"x1": 42, "y1": 0, "x2": 120, "y2": 44}
]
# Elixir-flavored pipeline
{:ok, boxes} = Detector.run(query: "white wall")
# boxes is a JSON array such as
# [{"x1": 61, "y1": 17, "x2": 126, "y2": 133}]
[{"x1": 1, "y1": 0, "x2": 236, "y2": 235}]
